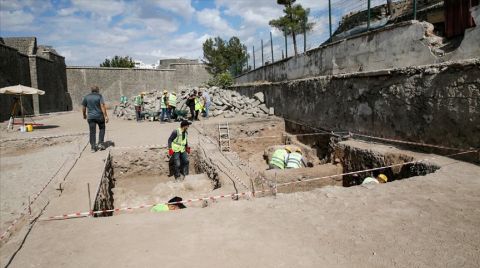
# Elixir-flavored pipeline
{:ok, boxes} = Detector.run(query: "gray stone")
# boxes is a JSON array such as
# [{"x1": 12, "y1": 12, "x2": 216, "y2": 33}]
[
  {"x1": 252, "y1": 100, "x2": 261, "y2": 107},
  {"x1": 258, "y1": 104, "x2": 269, "y2": 114},
  {"x1": 254, "y1": 92, "x2": 265, "y2": 103},
  {"x1": 213, "y1": 110, "x2": 224, "y2": 117},
  {"x1": 224, "y1": 113, "x2": 235, "y2": 118}
]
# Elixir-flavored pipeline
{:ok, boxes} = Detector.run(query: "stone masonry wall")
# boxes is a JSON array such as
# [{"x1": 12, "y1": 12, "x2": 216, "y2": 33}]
[
  {"x1": 0, "y1": 44, "x2": 33, "y2": 121},
  {"x1": 236, "y1": 19, "x2": 480, "y2": 84},
  {"x1": 67, "y1": 65, "x2": 210, "y2": 109},
  {"x1": 35, "y1": 55, "x2": 71, "y2": 113},
  {"x1": 231, "y1": 59, "x2": 480, "y2": 149}
]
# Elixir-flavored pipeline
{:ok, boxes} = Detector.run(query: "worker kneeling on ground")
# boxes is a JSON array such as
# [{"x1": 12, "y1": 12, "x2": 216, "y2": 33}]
[
  {"x1": 362, "y1": 174, "x2": 388, "y2": 185},
  {"x1": 286, "y1": 147, "x2": 308, "y2": 169},
  {"x1": 269, "y1": 146, "x2": 292, "y2": 170},
  {"x1": 151, "y1": 196, "x2": 187, "y2": 212},
  {"x1": 168, "y1": 120, "x2": 191, "y2": 181}
]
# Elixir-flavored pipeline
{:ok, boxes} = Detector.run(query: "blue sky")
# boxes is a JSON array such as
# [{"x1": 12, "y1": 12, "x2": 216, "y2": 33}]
[{"x1": 0, "y1": 0, "x2": 353, "y2": 66}]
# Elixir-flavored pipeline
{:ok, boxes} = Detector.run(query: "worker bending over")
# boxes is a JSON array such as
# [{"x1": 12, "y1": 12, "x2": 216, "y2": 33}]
[
  {"x1": 151, "y1": 196, "x2": 187, "y2": 212},
  {"x1": 168, "y1": 120, "x2": 192, "y2": 181},
  {"x1": 362, "y1": 174, "x2": 388, "y2": 185},
  {"x1": 286, "y1": 147, "x2": 308, "y2": 169},
  {"x1": 269, "y1": 146, "x2": 292, "y2": 170},
  {"x1": 168, "y1": 91, "x2": 177, "y2": 121}
]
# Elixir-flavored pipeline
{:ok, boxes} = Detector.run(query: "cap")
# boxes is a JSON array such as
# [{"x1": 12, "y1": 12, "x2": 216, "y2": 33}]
[
  {"x1": 377, "y1": 174, "x2": 388, "y2": 183},
  {"x1": 168, "y1": 196, "x2": 186, "y2": 209},
  {"x1": 180, "y1": 120, "x2": 191, "y2": 127},
  {"x1": 163, "y1": 90, "x2": 168, "y2": 94}
]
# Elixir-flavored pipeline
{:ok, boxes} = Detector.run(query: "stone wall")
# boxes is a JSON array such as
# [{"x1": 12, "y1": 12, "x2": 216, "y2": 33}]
[
  {"x1": 235, "y1": 19, "x2": 480, "y2": 84},
  {"x1": 0, "y1": 43, "x2": 33, "y2": 121},
  {"x1": 230, "y1": 59, "x2": 480, "y2": 149},
  {"x1": 67, "y1": 64, "x2": 210, "y2": 108}
]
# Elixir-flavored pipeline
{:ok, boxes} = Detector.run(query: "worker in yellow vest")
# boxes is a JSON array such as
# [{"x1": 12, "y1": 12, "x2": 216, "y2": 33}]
[
  {"x1": 269, "y1": 146, "x2": 292, "y2": 169},
  {"x1": 286, "y1": 148, "x2": 307, "y2": 169},
  {"x1": 168, "y1": 91, "x2": 177, "y2": 121},
  {"x1": 160, "y1": 89, "x2": 169, "y2": 123},
  {"x1": 167, "y1": 120, "x2": 191, "y2": 181},
  {"x1": 194, "y1": 91, "x2": 204, "y2": 121},
  {"x1": 151, "y1": 196, "x2": 186, "y2": 212}
]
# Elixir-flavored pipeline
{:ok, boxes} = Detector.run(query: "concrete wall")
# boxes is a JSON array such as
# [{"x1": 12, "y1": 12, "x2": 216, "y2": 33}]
[
  {"x1": 236, "y1": 20, "x2": 480, "y2": 84},
  {"x1": 67, "y1": 64, "x2": 210, "y2": 108},
  {"x1": 231, "y1": 59, "x2": 480, "y2": 149},
  {"x1": 0, "y1": 44, "x2": 33, "y2": 121}
]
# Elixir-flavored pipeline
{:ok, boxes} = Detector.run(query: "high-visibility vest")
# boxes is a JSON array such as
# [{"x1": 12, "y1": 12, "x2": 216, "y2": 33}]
[
  {"x1": 194, "y1": 97, "x2": 203, "y2": 111},
  {"x1": 169, "y1": 94, "x2": 177, "y2": 107},
  {"x1": 134, "y1": 95, "x2": 142, "y2": 106},
  {"x1": 160, "y1": 95, "x2": 168, "y2": 108},
  {"x1": 171, "y1": 128, "x2": 188, "y2": 153},
  {"x1": 286, "y1": 152, "x2": 303, "y2": 169},
  {"x1": 270, "y1": 149, "x2": 287, "y2": 169},
  {"x1": 151, "y1": 204, "x2": 169, "y2": 212},
  {"x1": 120, "y1": 96, "x2": 127, "y2": 104}
]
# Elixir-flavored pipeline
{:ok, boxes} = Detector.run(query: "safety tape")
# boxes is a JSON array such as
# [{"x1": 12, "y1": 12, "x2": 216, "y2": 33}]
[
  {"x1": 231, "y1": 132, "x2": 340, "y2": 141},
  {"x1": 0, "y1": 132, "x2": 88, "y2": 142},
  {"x1": 283, "y1": 118, "x2": 342, "y2": 137},
  {"x1": 0, "y1": 216, "x2": 24, "y2": 240},
  {"x1": 351, "y1": 133, "x2": 475, "y2": 152},
  {"x1": 277, "y1": 149, "x2": 478, "y2": 187},
  {"x1": 39, "y1": 189, "x2": 271, "y2": 221}
]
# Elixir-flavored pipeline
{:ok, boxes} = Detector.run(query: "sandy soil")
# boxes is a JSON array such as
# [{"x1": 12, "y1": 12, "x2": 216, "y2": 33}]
[{"x1": 1, "y1": 112, "x2": 480, "y2": 267}]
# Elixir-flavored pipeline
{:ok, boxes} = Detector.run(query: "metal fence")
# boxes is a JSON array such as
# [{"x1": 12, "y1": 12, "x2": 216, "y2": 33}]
[{"x1": 235, "y1": 0, "x2": 427, "y2": 76}]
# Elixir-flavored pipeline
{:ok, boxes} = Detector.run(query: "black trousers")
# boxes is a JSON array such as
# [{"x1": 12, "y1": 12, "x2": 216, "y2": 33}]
[
  {"x1": 87, "y1": 118, "x2": 105, "y2": 149},
  {"x1": 189, "y1": 105, "x2": 195, "y2": 120}
]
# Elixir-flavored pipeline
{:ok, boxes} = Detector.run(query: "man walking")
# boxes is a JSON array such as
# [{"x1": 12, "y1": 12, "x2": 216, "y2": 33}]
[
  {"x1": 168, "y1": 120, "x2": 191, "y2": 181},
  {"x1": 82, "y1": 86, "x2": 109, "y2": 152}
]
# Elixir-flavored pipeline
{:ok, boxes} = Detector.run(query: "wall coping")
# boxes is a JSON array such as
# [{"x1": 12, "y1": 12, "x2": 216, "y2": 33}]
[
  {"x1": 232, "y1": 58, "x2": 480, "y2": 87},
  {"x1": 0, "y1": 43, "x2": 30, "y2": 57},
  {"x1": 66, "y1": 66, "x2": 176, "y2": 71}
]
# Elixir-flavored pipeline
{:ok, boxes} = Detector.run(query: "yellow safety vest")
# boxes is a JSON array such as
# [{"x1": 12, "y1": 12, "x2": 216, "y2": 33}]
[
  {"x1": 171, "y1": 128, "x2": 188, "y2": 153},
  {"x1": 168, "y1": 94, "x2": 177, "y2": 107},
  {"x1": 160, "y1": 95, "x2": 168, "y2": 108},
  {"x1": 194, "y1": 97, "x2": 203, "y2": 111},
  {"x1": 270, "y1": 149, "x2": 287, "y2": 169},
  {"x1": 286, "y1": 152, "x2": 303, "y2": 169}
]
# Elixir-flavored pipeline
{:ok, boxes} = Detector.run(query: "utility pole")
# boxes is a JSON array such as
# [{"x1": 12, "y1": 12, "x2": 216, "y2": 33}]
[
  {"x1": 328, "y1": 0, "x2": 332, "y2": 38},
  {"x1": 252, "y1": 45, "x2": 255, "y2": 69},
  {"x1": 261, "y1": 39, "x2": 264, "y2": 66},
  {"x1": 284, "y1": 26, "x2": 288, "y2": 58},
  {"x1": 303, "y1": 20, "x2": 307, "y2": 53},
  {"x1": 413, "y1": 0, "x2": 417, "y2": 20}
]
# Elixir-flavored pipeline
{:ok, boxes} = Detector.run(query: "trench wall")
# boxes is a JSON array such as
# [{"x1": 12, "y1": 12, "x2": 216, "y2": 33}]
[
  {"x1": 235, "y1": 18, "x2": 480, "y2": 84},
  {"x1": 230, "y1": 59, "x2": 480, "y2": 149},
  {"x1": 0, "y1": 44, "x2": 32, "y2": 121},
  {"x1": 66, "y1": 64, "x2": 210, "y2": 109},
  {"x1": 93, "y1": 152, "x2": 114, "y2": 215}
]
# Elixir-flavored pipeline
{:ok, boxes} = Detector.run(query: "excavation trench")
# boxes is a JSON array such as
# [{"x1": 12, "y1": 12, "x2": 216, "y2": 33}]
[{"x1": 92, "y1": 147, "x2": 221, "y2": 217}]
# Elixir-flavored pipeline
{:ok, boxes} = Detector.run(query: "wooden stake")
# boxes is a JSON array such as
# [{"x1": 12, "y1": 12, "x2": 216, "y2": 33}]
[{"x1": 87, "y1": 183, "x2": 92, "y2": 217}]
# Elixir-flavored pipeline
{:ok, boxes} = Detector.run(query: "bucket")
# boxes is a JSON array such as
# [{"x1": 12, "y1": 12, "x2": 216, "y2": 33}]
[{"x1": 26, "y1": 124, "x2": 33, "y2": 132}]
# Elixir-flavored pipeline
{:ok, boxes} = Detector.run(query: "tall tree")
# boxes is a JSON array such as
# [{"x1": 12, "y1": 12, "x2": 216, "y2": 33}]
[
  {"x1": 100, "y1": 55, "x2": 135, "y2": 68},
  {"x1": 202, "y1": 36, "x2": 248, "y2": 76},
  {"x1": 269, "y1": 0, "x2": 314, "y2": 56}
]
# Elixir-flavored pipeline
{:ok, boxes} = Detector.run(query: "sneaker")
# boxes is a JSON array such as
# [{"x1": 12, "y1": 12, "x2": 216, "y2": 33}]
[{"x1": 97, "y1": 143, "x2": 106, "y2": 151}]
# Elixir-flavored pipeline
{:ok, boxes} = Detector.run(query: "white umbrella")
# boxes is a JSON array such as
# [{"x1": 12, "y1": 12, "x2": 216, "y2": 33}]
[{"x1": 0, "y1": 84, "x2": 45, "y2": 95}]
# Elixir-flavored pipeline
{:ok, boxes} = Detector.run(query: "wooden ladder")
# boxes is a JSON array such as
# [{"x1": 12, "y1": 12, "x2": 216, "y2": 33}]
[{"x1": 218, "y1": 122, "x2": 231, "y2": 152}]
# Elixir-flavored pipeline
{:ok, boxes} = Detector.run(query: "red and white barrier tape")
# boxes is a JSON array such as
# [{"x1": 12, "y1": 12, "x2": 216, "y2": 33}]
[
  {"x1": 351, "y1": 133, "x2": 475, "y2": 152},
  {"x1": 39, "y1": 189, "x2": 271, "y2": 221},
  {"x1": 0, "y1": 215, "x2": 24, "y2": 241},
  {"x1": 277, "y1": 149, "x2": 478, "y2": 187}
]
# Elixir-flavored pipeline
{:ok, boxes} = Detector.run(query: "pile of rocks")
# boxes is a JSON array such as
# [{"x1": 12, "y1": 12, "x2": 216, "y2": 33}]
[
  {"x1": 114, "y1": 86, "x2": 274, "y2": 120},
  {"x1": 208, "y1": 87, "x2": 274, "y2": 118}
]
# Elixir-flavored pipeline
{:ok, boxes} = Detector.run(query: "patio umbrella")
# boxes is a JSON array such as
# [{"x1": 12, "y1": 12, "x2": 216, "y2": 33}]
[{"x1": 0, "y1": 85, "x2": 45, "y2": 128}]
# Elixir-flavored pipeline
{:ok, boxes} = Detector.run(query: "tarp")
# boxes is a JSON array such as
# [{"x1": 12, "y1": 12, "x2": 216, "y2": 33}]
[{"x1": 0, "y1": 84, "x2": 45, "y2": 95}]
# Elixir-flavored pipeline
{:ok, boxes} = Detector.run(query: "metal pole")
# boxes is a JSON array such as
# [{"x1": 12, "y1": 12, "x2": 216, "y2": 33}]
[
  {"x1": 413, "y1": 0, "x2": 417, "y2": 20},
  {"x1": 282, "y1": 50, "x2": 284, "y2": 59},
  {"x1": 328, "y1": 0, "x2": 332, "y2": 38},
  {"x1": 303, "y1": 20, "x2": 307, "y2": 53},
  {"x1": 252, "y1": 45, "x2": 256, "y2": 69},
  {"x1": 261, "y1": 39, "x2": 264, "y2": 66},
  {"x1": 367, "y1": 0, "x2": 371, "y2": 31},
  {"x1": 270, "y1": 32, "x2": 274, "y2": 63},
  {"x1": 284, "y1": 26, "x2": 288, "y2": 58},
  {"x1": 87, "y1": 183, "x2": 92, "y2": 216}
]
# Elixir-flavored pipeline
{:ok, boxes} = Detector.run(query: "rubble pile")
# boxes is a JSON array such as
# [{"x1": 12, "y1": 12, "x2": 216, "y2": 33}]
[{"x1": 114, "y1": 86, "x2": 274, "y2": 120}]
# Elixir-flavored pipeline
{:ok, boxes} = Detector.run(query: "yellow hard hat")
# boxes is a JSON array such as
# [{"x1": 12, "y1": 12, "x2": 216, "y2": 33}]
[
  {"x1": 140, "y1": 92, "x2": 146, "y2": 95},
  {"x1": 172, "y1": 92, "x2": 176, "y2": 95},
  {"x1": 163, "y1": 90, "x2": 168, "y2": 93},
  {"x1": 285, "y1": 146, "x2": 292, "y2": 152},
  {"x1": 377, "y1": 174, "x2": 388, "y2": 183},
  {"x1": 295, "y1": 148, "x2": 302, "y2": 153}
]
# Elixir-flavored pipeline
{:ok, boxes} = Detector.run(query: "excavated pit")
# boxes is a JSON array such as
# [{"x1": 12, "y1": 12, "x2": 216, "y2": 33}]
[
  {"x1": 206, "y1": 118, "x2": 440, "y2": 194},
  {"x1": 93, "y1": 147, "x2": 219, "y2": 216}
]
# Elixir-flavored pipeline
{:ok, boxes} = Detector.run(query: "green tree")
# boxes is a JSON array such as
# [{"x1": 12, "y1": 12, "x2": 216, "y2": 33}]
[
  {"x1": 100, "y1": 55, "x2": 135, "y2": 68},
  {"x1": 202, "y1": 36, "x2": 248, "y2": 77},
  {"x1": 269, "y1": 0, "x2": 314, "y2": 56}
]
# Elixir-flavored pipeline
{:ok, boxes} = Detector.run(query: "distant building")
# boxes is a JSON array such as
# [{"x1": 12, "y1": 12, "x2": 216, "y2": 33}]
[
  {"x1": 157, "y1": 58, "x2": 199, "y2": 69},
  {"x1": 133, "y1": 60, "x2": 157, "y2": 69}
]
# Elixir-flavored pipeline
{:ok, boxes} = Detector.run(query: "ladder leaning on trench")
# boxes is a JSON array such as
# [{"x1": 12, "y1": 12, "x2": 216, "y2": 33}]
[{"x1": 218, "y1": 122, "x2": 231, "y2": 152}]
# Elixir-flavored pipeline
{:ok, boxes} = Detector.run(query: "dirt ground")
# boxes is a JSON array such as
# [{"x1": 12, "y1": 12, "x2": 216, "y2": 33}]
[{"x1": 1, "y1": 112, "x2": 479, "y2": 267}]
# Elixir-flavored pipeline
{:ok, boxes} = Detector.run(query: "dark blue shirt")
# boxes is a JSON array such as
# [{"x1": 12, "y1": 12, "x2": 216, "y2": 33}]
[{"x1": 82, "y1": 92, "x2": 105, "y2": 120}]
